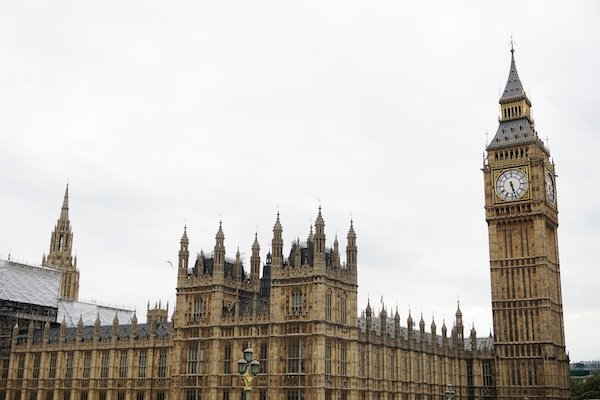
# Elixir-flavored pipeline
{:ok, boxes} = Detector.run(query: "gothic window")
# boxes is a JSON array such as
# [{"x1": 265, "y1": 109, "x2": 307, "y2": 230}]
[
  {"x1": 325, "y1": 341, "x2": 332, "y2": 375},
  {"x1": 186, "y1": 390, "x2": 199, "y2": 400},
  {"x1": 138, "y1": 351, "x2": 147, "y2": 378},
  {"x1": 198, "y1": 347, "x2": 204, "y2": 374},
  {"x1": 260, "y1": 342, "x2": 268, "y2": 374},
  {"x1": 286, "y1": 390, "x2": 305, "y2": 400},
  {"x1": 325, "y1": 289, "x2": 332, "y2": 321},
  {"x1": 65, "y1": 352, "x2": 74, "y2": 380},
  {"x1": 375, "y1": 350, "x2": 381, "y2": 379},
  {"x1": 119, "y1": 351, "x2": 128, "y2": 378},
  {"x1": 100, "y1": 351, "x2": 109, "y2": 378},
  {"x1": 483, "y1": 361, "x2": 492, "y2": 387},
  {"x1": 291, "y1": 288, "x2": 303, "y2": 313},
  {"x1": 340, "y1": 293, "x2": 347, "y2": 324},
  {"x1": 117, "y1": 392, "x2": 125, "y2": 400},
  {"x1": 32, "y1": 353, "x2": 41, "y2": 379},
  {"x1": 158, "y1": 349, "x2": 168, "y2": 378},
  {"x1": 359, "y1": 346, "x2": 366, "y2": 378},
  {"x1": 49, "y1": 352, "x2": 57, "y2": 379},
  {"x1": 16, "y1": 354, "x2": 25, "y2": 379},
  {"x1": 340, "y1": 343, "x2": 348, "y2": 376},
  {"x1": 98, "y1": 391, "x2": 107, "y2": 400},
  {"x1": 82, "y1": 352, "x2": 91, "y2": 379},
  {"x1": 192, "y1": 297, "x2": 204, "y2": 321},
  {"x1": 80, "y1": 392, "x2": 88, "y2": 400},
  {"x1": 287, "y1": 339, "x2": 305, "y2": 374},
  {"x1": 136, "y1": 392, "x2": 144, "y2": 400},
  {"x1": 187, "y1": 343, "x2": 199, "y2": 375},
  {"x1": 223, "y1": 344, "x2": 232, "y2": 374},
  {"x1": 157, "y1": 392, "x2": 167, "y2": 400}
]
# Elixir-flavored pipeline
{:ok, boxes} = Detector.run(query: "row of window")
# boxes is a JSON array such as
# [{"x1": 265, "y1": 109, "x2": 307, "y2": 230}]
[
  {"x1": 13, "y1": 349, "x2": 168, "y2": 381},
  {"x1": 5, "y1": 390, "x2": 167, "y2": 400}
]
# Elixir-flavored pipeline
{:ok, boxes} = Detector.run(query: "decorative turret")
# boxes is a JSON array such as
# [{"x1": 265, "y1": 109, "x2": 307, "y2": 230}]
[
  {"x1": 332, "y1": 235, "x2": 340, "y2": 268},
  {"x1": 27, "y1": 321, "x2": 34, "y2": 345},
  {"x1": 419, "y1": 313, "x2": 426, "y2": 336},
  {"x1": 43, "y1": 184, "x2": 80, "y2": 301},
  {"x1": 454, "y1": 302, "x2": 464, "y2": 341},
  {"x1": 131, "y1": 312, "x2": 138, "y2": 337},
  {"x1": 470, "y1": 324, "x2": 477, "y2": 352},
  {"x1": 178, "y1": 226, "x2": 189, "y2": 273},
  {"x1": 407, "y1": 311, "x2": 414, "y2": 340},
  {"x1": 346, "y1": 220, "x2": 357, "y2": 270},
  {"x1": 431, "y1": 317, "x2": 437, "y2": 338},
  {"x1": 214, "y1": 221, "x2": 225, "y2": 269},
  {"x1": 94, "y1": 314, "x2": 101, "y2": 340},
  {"x1": 313, "y1": 207, "x2": 326, "y2": 267},
  {"x1": 250, "y1": 233, "x2": 261, "y2": 281},
  {"x1": 380, "y1": 306, "x2": 388, "y2": 336},
  {"x1": 112, "y1": 313, "x2": 119, "y2": 338},
  {"x1": 365, "y1": 299, "x2": 373, "y2": 332},
  {"x1": 43, "y1": 321, "x2": 50, "y2": 343},
  {"x1": 441, "y1": 319, "x2": 448, "y2": 342},
  {"x1": 59, "y1": 317, "x2": 66, "y2": 343},
  {"x1": 394, "y1": 308, "x2": 401, "y2": 339},
  {"x1": 271, "y1": 213, "x2": 283, "y2": 268}
]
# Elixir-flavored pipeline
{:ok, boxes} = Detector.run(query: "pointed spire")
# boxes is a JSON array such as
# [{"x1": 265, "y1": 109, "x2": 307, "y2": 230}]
[
  {"x1": 180, "y1": 225, "x2": 189, "y2": 245},
  {"x1": 500, "y1": 44, "x2": 527, "y2": 104},
  {"x1": 60, "y1": 184, "x2": 69, "y2": 221}
]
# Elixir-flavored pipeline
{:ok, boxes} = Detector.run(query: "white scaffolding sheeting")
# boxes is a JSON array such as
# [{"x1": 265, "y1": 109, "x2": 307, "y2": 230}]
[
  {"x1": 0, "y1": 259, "x2": 61, "y2": 307},
  {"x1": 58, "y1": 300, "x2": 134, "y2": 327}
]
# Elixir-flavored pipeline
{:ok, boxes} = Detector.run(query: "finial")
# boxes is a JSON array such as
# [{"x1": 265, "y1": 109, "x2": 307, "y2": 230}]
[{"x1": 510, "y1": 35, "x2": 515, "y2": 53}]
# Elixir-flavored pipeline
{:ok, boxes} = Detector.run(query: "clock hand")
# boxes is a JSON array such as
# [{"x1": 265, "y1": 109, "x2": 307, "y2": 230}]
[{"x1": 509, "y1": 181, "x2": 516, "y2": 194}]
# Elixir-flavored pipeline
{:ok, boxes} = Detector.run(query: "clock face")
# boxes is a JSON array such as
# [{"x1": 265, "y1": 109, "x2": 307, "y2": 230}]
[
  {"x1": 545, "y1": 172, "x2": 556, "y2": 204},
  {"x1": 495, "y1": 169, "x2": 528, "y2": 201}
]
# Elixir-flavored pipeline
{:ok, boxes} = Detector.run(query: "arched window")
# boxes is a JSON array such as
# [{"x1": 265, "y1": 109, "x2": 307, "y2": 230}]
[
  {"x1": 340, "y1": 293, "x2": 347, "y2": 324},
  {"x1": 292, "y1": 288, "x2": 303, "y2": 313},
  {"x1": 192, "y1": 297, "x2": 203, "y2": 321},
  {"x1": 325, "y1": 289, "x2": 332, "y2": 321}
]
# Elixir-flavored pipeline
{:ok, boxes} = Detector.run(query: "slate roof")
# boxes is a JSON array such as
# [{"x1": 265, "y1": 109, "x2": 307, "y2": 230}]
[
  {"x1": 500, "y1": 50, "x2": 527, "y2": 104},
  {"x1": 27, "y1": 322, "x2": 172, "y2": 345}
]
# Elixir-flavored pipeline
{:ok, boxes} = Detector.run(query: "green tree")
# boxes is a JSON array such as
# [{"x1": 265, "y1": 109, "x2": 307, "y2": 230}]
[{"x1": 572, "y1": 372, "x2": 600, "y2": 400}]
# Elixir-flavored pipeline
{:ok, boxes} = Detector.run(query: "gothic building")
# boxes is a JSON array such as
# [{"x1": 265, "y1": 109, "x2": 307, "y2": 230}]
[{"x1": 2, "y1": 49, "x2": 571, "y2": 400}]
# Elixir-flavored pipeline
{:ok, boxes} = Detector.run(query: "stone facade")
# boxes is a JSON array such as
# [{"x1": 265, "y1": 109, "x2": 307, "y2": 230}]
[{"x1": 1, "y1": 49, "x2": 570, "y2": 400}]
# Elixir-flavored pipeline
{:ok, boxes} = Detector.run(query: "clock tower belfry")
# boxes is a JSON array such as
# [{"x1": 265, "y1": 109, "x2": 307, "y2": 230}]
[{"x1": 483, "y1": 48, "x2": 570, "y2": 400}]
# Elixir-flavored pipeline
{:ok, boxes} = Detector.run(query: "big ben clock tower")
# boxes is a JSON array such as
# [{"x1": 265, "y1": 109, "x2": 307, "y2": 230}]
[{"x1": 483, "y1": 47, "x2": 570, "y2": 400}]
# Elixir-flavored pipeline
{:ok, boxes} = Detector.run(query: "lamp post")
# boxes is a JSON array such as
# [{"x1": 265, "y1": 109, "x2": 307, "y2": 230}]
[
  {"x1": 444, "y1": 384, "x2": 455, "y2": 400},
  {"x1": 237, "y1": 346, "x2": 260, "y2": 400}
]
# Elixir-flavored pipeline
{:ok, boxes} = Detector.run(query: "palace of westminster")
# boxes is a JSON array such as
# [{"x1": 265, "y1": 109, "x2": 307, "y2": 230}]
[{"x1": 0, "y1": 49, "x2": 571, "y2": 400}]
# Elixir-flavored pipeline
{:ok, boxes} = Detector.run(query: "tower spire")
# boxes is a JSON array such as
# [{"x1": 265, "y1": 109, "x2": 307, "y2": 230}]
[
  {"x1": 60, "y1": 184, "x2": 69, "y2": 221},
  {"x1": 43, "y1": 184, "x2": 79, "y2": 301}
]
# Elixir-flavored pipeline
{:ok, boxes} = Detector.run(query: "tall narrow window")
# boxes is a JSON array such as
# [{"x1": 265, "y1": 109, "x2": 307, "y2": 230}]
[
  {"x1": 16, "y1": 354, "x2": 25, "y2": 379},
  {"x1": 359, "y1": 346, "x2": 366, "y2": 378},
  {"x1": 138, "y1": 351, "x2": 147, "y2": 378},
  {"x1": 223, "y1": 344, "x2": 231, "y2": 374},
  {"x1": 340, "y1": 293, "x2": 347, "y2": 324},
  {"x1": 119, "y1": 351, "x2": 128, "y2": 378},
  {"x1": 291, "y1": 288, "x2": 303, "y2": 313},
  {"x1": 65, "y1": 352, "x2": 74, "y2": 380},
  {"x1": 32, "y1": 353, "x2": 41, "y2": 379},
  {"x1": 375, "y1": 350, "x2": 381, "y2": 379},
  {"x1": 100, "y1": 352, "x2": 110, "y2": 378},
  {"x1": 340, "y1": 343, "x2": 347, "y2": 376},
  {"x1": 49, "y1": 353, "x2": 57, "y2": 379},
  {"x1": 325, "y1": 341, "x2": 332, "y2": 375},
  {"x1": 287, "y1": 339, "x2": 304, "y2": 374},
  {"x1": 83, "y1": 352, "x2": 91, "y2": 378},
  {"x1": 187, "y1": 343, "x2": 198, "y2": 375},
  {"x1": 198, "y1": 348, "x2": 204, "y2": 375},
  {"x1": 325, "y1": 290, "x2": 332, "y2": 321},
  {"x1": 259, "y1": 342, "x2": 268, "y2": 374},
  {"x1": 158, "y1": 349, "x2": 168, "y2": 378},
  {"x1": 193, "y1": 297, "x2": 203, "y2": 321}
]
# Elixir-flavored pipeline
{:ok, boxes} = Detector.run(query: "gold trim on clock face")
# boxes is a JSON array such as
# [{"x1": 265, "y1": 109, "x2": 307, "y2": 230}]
[
  {"x1": 545, "y1": 171, "x2": 556, "y2": 204},
  {"x1": 495, "y1": 168, "x2": 528, "y2": 201}
]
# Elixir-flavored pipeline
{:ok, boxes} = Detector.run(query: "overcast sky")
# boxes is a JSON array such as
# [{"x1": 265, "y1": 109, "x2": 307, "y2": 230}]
[{"x1": 1, "y1": 1, "x2": 599, "y2": 362}]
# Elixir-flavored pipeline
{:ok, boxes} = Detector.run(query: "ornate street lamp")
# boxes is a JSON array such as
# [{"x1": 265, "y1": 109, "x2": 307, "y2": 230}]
[
  {"x1": 237, "y1": 346, "x2": 260, "y2": 400},
  {"x1": 444, "y1": 384, "x2": 455, "y2": 400}
]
